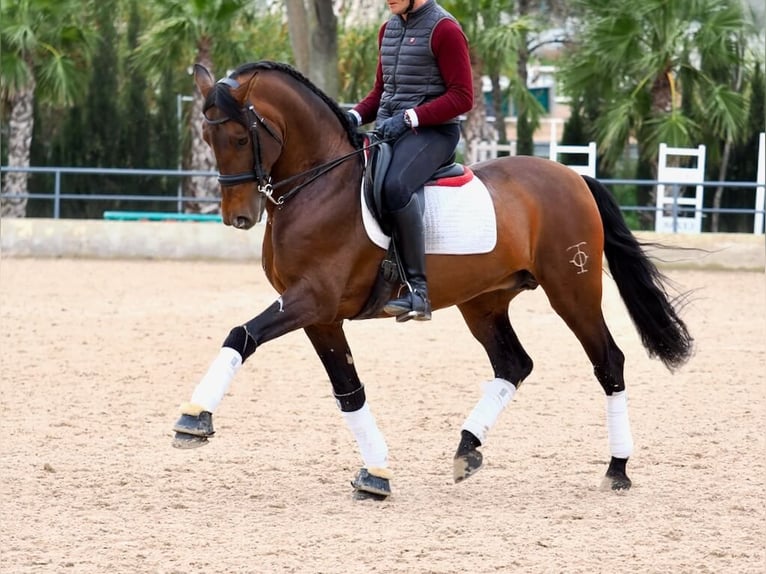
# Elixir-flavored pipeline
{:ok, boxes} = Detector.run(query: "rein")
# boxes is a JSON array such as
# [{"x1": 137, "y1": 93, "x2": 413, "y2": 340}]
[
  {"x1": 206, "y1": 78, "x2": 385, "y2": 206},
  {"x1": 270, "y1": 141, "x2": 383, "y2": 205}
]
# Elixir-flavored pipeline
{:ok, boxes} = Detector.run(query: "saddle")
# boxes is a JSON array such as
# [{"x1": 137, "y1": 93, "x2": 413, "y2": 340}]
[
  {"x1": 354, "y1": 133, "x2": 468, "y2": 320},
  {"x1": 363, "y1": 133, "x2": 466, "y2": 236}
]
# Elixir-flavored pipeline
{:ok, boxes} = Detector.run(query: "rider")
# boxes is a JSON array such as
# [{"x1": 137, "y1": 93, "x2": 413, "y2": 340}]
[{"x1": 347, "y1": 0, "x2": 473, "y2": 322}]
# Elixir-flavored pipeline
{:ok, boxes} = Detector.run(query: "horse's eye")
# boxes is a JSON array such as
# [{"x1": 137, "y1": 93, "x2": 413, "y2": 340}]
[{"x1": 237, "y1": 137, "x2": 248, "y2": 147}]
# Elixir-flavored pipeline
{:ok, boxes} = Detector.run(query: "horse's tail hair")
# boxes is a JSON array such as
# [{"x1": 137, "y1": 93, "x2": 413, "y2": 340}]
[{"x1": 582, "y1": 175, "x2": 694, "y2": 371}]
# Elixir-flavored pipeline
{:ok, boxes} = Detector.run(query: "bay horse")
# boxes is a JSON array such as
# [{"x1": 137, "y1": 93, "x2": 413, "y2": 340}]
[{"x1": 172, "y1": 61, "x2": 692, "y2": 499}]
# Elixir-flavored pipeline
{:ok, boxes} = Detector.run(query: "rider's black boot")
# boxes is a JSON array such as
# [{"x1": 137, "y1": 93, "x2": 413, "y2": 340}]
[{"x1": 383, "y1": 194, "x2": 431, "y2": 322}]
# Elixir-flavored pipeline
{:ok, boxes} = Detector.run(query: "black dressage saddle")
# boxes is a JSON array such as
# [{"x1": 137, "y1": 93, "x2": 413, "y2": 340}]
[{"x1": 363, "y1": 132, "x2": 465, "y2": 236}]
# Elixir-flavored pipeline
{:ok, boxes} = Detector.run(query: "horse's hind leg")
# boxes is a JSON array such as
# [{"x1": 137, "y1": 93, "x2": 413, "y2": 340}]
[
  {"x1": 542, "y1": 278, "x2": 633, "y2": 491},
  {"x1": 303, "y1": 322, "x2": 392, "y2": 500},
  {"x1": 453, "y1": 291, "x2": 534, "y2": 483}
]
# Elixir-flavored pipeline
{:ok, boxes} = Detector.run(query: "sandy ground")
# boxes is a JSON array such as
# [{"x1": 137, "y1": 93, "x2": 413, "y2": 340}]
[{"x1": 0, "y1": 258, "x2": 764, "y2": 574}]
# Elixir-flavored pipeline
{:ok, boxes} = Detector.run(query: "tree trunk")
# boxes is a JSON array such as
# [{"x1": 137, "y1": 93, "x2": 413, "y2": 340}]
[
  {"x1": 490, "y1": 73, "x2": 506, "y2": 148},
  {"x1": 515, "y1": 0, "x2": 533, "y2": 156},
  {"x1": 462, "y1": 49, "x2": 493, "y2": 162},
  {"x1": 1, "y1": 79, "x2": 35, "y2": 218},
  {"x1": 286, "y1": 0, "x2": 310, "y2": 73},
  {"x1": 636, "y1": 68, "x2": 674, "y2": 226},
  {"x1": 711, "y1": 54, "x2": 744, "y2": 232},
  {"x1": 308, "y1": 0, "x2": 339, "y2": 98},
  {"x1": 650, "y1": 68, "x2": 673, "y2": 115},
  {"x1": 287, "y1": 1, "x2": 338, "y2": 96},
  {"x1": 711, "y1": 142, "x2": 732, "y2": 232},
  {"x1": 187, "y1": 39, "x2": 219, "y2": 214}
]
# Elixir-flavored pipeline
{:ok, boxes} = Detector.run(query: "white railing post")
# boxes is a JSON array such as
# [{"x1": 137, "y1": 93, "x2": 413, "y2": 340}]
[
  {"x1": 549, "y1": 141, "x2": 597, "y2": 178},
  {"x1": 754, "y1": 132, "x2": 765, "y2": 234},
  {"x1": 655, "y1": 143, "x2": 706, "y2": 234}
]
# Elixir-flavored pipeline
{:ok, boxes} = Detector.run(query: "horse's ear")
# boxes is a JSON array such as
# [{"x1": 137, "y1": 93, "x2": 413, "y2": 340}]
[{"x1": 194, "y1": 64, "x2": 215, "y2": 98}]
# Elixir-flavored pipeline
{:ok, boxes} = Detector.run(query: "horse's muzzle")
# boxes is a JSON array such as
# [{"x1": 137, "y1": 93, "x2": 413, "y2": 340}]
[
  {"x1": 229, "y1": 215, "x2": 255, "y2": 230},
  {"x1": 221, "y1": 190, "x2": 265, "y2": 231}
]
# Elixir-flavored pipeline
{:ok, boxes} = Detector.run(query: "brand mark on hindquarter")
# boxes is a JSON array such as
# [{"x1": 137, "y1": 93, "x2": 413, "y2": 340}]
[{"x1": 567, "y1": 241, "x2": 589, "y2": 274}]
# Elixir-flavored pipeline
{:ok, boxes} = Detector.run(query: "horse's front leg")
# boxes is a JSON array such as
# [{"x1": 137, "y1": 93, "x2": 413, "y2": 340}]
[
  {"x1": 303, "y1": 322, "x2": 392, "y2": 500},
  {"x1": 172, "y1": 291, "x2": 320, "y2": 448}
]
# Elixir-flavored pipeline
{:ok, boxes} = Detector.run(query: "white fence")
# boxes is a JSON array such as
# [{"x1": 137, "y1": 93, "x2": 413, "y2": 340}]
[
  {"x1": 468, "y1": 140, "x2": 516, "y2": 163},
  {"x1": 2, "y1": 133, "x2": 764, "y2": 234},
  {"x1": 756, "y1": 132, "x2": 765, "y2": 234},
  {"x1": 467, "y1": 133, "x2": 765, "y2": 235},
  {"x1": 654, "y1": 143, "x2": 707, "y2": 234},
  {"x1": 549, "y1": 141, "x2": 597, "y2": 178}
]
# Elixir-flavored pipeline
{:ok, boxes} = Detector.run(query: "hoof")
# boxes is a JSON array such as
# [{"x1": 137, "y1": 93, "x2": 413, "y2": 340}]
[
  {"x1": 453, "y1": 449, "x2": 483, "y2": 483},
  {"x1": 172, "y1": 432, "x2": 210, "y2": 449},
  {"x1": 172, "y1": 411, "x2": 214, "y2": 448},
  {"x1": 172, "y1": 411, "x2": 214, "y2": 437},
  {"x1": 600, "y1": 456, "x2": 632, "y2": 491},
  {"x1": 351, "y1": 468, "x2": 391, "y2": 499},
  {"x1": 600, "y1": 473, "x2": 632, "y2": 491}
]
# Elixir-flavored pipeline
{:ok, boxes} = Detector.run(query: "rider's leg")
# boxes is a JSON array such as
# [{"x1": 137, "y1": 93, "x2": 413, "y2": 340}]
[
  {"x1": 381, "y1": 124, "x2": 460, "y2": 322},
  {"x1": 383, "y1": 193, "x2": 431, "y2": 321}
]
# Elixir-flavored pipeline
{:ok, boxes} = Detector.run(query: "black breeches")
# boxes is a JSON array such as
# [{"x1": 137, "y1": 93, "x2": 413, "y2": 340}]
[{"x1": 382, "y1": 123, "x2": 461, "y2": 212}]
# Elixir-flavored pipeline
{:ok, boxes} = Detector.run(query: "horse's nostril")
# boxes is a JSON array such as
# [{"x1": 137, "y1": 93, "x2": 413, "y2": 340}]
[{"x1": 234, "y1": 216, "x2": 252, "y2": 229}]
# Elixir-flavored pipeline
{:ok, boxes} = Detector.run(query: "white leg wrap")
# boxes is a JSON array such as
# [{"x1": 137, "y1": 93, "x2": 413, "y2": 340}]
[
  {"x1": 606, "y1": 391, "x2": 634, "y2": 458},
  {"x1": 461, "y1": 378, "x2": 516, "y2": 444},
  {"x1": 189, "y1": 347, "x2": 243, "y2": 413},
  {"x1": 341, "y1": 403, "x2": 388, "y2": 470}
]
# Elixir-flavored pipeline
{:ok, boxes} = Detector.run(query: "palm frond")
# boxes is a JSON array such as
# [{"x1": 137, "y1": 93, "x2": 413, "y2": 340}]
[
  {"x1": 642, "y1": 110, "x2": 699, "y2": 155},
  {"x1": 36, "y1": 49, "x2": 82, "y2": 105}
]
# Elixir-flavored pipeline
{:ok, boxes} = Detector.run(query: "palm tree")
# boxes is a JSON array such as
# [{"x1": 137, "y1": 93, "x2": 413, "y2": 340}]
[
  {"x1": 444, "y1": 0, "x2": 566, "y2": 156},
  {"x1": 476, "y1": 8, "x2": 547, "y2": 155},
  {"x1": 442, "y1": 0, "x2": 508, "y2": 152},
  {"x1": 337, "y1": 21, "x2": 380, "y2": 106},
  {"x1": 561, "y1": 0, "x2": 750, "y2": 174},
  {"x1": 0, "y1": 0, "x2": 91, "y2": 217},
  {"x1": 131, "y1": 0, "x2": 259, "y2": 213}
]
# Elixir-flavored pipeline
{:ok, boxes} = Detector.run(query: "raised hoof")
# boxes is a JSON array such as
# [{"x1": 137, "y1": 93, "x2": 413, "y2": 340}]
[
  {"x1": 350, "y1": 468, "x2": 391, "y2": 499},
  {"x1": 172, "y1": 411, "x2": 214, "y2": 448},
  {"x1": 172, "y1": 432, "x2": 210, "y2": 449},
  {"x1": 172, "y1": 411, "x2": 214, "y2": 437},
  {"x1": 600, "y1": 456, "x2": 632, "y2": 491},
  {"x1": 453, "y1": 449, "x2": 483, "y2": 483}
]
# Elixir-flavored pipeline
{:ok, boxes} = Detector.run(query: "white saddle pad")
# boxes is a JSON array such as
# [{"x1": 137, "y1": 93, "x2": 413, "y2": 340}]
[{"x1": 361, "y1": 170, "x2": 497, "y2": 255}]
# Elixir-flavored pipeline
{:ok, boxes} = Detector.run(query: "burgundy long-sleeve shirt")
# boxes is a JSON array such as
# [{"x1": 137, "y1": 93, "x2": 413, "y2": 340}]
[{"x1": 353, "y1": 18, "x2": 474, "y2": 127}]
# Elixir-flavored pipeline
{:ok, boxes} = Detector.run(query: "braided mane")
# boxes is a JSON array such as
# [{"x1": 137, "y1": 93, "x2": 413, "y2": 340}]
[{"x1": 206, "y1": 60, "x2": 364, "y2": 149}]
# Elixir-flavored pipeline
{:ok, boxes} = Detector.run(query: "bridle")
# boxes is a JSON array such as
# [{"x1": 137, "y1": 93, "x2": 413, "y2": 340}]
[
  {"x1": 204, "y1": 78, "x2": 283, "y2": 203},
  {"x1": 205, "y1": 77, "x2": 384, "y2": 207}
]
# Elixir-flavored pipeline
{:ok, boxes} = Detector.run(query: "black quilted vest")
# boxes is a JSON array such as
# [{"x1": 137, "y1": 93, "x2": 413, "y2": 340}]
[{"x1": 377, "y1": 0, "x2": 460, "y2": 125}]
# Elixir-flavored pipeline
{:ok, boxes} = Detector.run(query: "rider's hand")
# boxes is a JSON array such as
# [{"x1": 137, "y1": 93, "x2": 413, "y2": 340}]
[{"x1": 379, "y1": 113, "x2": 410, "y2": 140}]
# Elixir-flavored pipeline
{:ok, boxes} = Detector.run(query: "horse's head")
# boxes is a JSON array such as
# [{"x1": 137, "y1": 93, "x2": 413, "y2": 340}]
[
  {"x1": 194, "y1": 64, "x2": 284, "y2": 230},
  {"x1": 195, "y1": 61, "x2": 365, "y2": 230}
]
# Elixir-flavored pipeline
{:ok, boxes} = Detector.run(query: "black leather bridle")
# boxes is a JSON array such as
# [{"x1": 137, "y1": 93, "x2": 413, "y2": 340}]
[
  {"x1": 205, "y1": 77, "x2": 385, "y2": 207},
  {"x1": 204, "y1": 78, "x2": 283, "y2": 203}
]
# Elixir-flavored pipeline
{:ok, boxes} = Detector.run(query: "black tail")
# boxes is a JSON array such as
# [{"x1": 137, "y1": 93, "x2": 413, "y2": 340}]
[{"x1": 582, "y1": 175, "x2": 693, "y2": 371}]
